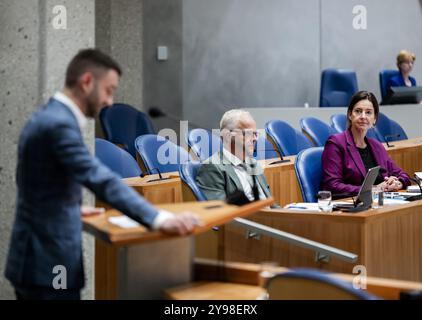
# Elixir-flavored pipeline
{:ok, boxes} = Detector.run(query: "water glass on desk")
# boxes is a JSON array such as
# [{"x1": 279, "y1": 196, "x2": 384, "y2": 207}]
[
  {"x1": 372, "y1": 186, "x2": 383, "y2": 208},
  {"x1": 318, "y1": 191, "x2": 332, "y2": 212}
]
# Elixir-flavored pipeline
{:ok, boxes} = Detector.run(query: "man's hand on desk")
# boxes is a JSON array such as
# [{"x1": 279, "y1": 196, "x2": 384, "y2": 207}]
[
  {"x1": 158, "y1": 212, "x2": 202, "y2": 236},
  {"x1": 81, "y1": 206, "x2": 105, "y2": 217}
]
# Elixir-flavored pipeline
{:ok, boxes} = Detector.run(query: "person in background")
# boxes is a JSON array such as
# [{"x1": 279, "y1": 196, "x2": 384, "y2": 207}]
[
  {"x1": 321, "y1": 91, "x2": 410, "y2": 196},
  {"x1": 196, "y1": 109, "x2": 273, "y2": 202},
  {"x1": 5, "y1": 49, "x2": 199, "y2": 300},
  {"x1": 388, "y1": 50, "x2": 417, "y2": 89}
]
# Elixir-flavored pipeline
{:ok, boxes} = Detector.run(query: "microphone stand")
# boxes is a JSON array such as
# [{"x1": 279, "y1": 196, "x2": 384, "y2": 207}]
[
  {"x1": 407, "y1": 175, "x2": 422, "y2": 201},
  {"x1": 384, "y1": 134, "x2": 401, "y2": 148}
]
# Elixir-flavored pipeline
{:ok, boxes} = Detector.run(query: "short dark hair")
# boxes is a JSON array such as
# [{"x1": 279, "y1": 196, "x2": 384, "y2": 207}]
[
  {"x1": 346, "y1": 91, "x2": 379, "y2": 128},
  {"x1": 65, "y1": 48, "x2": 122, "y2": 88}
]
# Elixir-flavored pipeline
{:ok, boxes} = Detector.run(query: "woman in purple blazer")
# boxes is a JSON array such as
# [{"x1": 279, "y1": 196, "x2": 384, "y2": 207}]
[{"x1": 322, "y1": 91, "x2": 411, "y2": 195}]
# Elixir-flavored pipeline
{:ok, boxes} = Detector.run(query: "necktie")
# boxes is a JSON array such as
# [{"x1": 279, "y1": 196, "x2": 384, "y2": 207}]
[{"x1": 239, "y1": 162, "x2": 260, "y2": 201}]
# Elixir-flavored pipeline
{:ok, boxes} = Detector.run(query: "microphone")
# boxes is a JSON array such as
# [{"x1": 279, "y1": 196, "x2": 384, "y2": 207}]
[
  {"x1": 384, "y1": 134, "x2": 400, "y2": 148},
  {"x1": 141, "y1": 167, "x2": 171, "y2": 183},
  {"x1": 406, "y1": 175, "x2": 422, "y2": 201},
  {"x1": 148, "y1": 106, "x2": 166, "y2": 118}
]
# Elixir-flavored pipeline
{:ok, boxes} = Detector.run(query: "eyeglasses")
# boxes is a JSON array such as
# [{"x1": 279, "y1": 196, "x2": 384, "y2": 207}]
[
  {"x1": 352, "y1": 108, "x2": 374, "y2": 117},
  {"x1": 230, "y1": 129, "x2": 259, "y2": 137}
]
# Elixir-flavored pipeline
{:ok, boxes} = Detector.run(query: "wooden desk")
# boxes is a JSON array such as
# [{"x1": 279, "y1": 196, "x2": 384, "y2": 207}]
[
  {"x1": 259, "y1": 156, "x2": 303, "y2": 206},
  {"x1": 84, "y1": 199, "x2": 273, "y2": 299},
  {"x1": 222, "y1": 200, "x2": 422, "y2": 282},
  {"x1": 116, "y1": 138, "x2": 422, "y2": 263},
  {"x1": 384, "y1": 137, "x2": 422, "y2": 177},
  {"x1": 123, "y1": 173, "x2": 182, "y2": 204}
]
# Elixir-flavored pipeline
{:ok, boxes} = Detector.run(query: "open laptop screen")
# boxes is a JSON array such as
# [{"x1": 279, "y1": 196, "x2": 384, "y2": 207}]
[{"x1": 333, "y1": 166, "x2": 380, "y2": 212}]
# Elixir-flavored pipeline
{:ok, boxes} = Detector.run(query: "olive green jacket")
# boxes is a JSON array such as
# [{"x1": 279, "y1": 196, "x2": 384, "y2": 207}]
[{"x1": 196, "y1": 151, "x2": 272, "y2": 201}]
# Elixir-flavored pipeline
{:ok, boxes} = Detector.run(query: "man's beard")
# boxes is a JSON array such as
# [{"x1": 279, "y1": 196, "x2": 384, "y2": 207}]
[{"x1": 85, "y1": 83, "x2": 101, "y2": 118}]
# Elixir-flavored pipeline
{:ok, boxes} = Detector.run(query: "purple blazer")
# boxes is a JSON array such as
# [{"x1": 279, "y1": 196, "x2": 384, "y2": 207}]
[{"x1": 321, "y1": 130, "x2": 411, "y2": 195}]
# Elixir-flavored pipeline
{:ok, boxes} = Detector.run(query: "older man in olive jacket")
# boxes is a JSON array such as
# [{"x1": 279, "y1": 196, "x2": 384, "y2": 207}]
[{"x1": 196, "y1": 109, "x2": 273, "y2": 202}]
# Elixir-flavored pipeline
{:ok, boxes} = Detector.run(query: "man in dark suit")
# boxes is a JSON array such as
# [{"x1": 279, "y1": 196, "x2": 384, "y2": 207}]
[
  {"x1": 5, "y1": 49, "x2": 198, "y2": 300},
  {"x1": 196, "y1": 109, "x2": 273, "y2": 202}
]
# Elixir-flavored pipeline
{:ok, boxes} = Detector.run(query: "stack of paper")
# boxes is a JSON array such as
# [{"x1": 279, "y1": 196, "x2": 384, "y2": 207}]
[
  {"x1": 407, "y1": 186, "x2": 421, "y2": 193},
  {"x1": 108, "y1": 216, "x2": 141, "y2": 228}
]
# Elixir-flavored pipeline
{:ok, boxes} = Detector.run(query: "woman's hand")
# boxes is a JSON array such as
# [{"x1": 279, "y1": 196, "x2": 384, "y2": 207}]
[{"x1": 379, "y1": 176, "x2": 403, "y2": 191}]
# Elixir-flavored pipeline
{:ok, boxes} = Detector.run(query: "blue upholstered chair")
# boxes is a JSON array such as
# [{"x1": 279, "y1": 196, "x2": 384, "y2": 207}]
[
  {"x1": 267, "y1": 268, "x2": 378, "y2": 300},
  {"x1": 294, "y1": 147, "x2": 324, "y2": 203},
  {"x1": 186, "y1": 128, "x2": 222, "y2": 161},
  {"x1": 319, "y1": 69, "x2": 358, "y2": 107},
  {"x1": 330, "y1": 114, "x2": 382, "y2": 141},
  {"x1": 179, "y1": 162, "x2": 206, "y2": 201},
  {"x1": 134, "y1": 134, "x2": 191, "y2": 174},
  {"x1": 95, "y1": 138, "x2": 141, "y2": 178},
  {"x1": 253, "y1": 134, "x2": 280, "y2": 160},
  {"x1": 379, "y1": 70, "x2": 400, "y2": 103},
  {"x1": 300, "y1": 117, "x2": 337, "y2": 147},
  {"x1": 265, "y1": 120, "x2": 313, "y2": 156},
  {"x1": 330, "y1": 114, "x2": 347, "y2": 133},
  {"x1": 375, "y1": 113, "x2": 408, "y2": 143},
  {"x1": 99, "y1": 103, "x2": 156, "y2": 158}
]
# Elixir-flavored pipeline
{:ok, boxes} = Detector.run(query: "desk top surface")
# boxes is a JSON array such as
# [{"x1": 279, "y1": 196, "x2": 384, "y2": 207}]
[
  {"x1": 260, "y1": 198, "x2": 422, "y2": 222},
  {"x1": 83, "y1": 198, "x2": 274, "y2": 246}
]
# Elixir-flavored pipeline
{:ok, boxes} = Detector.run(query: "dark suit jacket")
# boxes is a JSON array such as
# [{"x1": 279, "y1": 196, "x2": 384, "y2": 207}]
[
  {"x1": 5, "y1": 98, "x2": 159, "y2": 289},
  {"x1": 321, "y1": 130, "x2": 411, "y2": 195},
  {"x1": 196, "y1": 151, "x2": 272, "y2": 201}
]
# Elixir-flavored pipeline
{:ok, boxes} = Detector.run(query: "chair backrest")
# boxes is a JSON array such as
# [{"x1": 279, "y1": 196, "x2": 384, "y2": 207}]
[
  {"x1": 179, "y1": 162, "x2": 206, "y2": 201},
  {"x1": 320, "y1": 69, "x2": 358, "y2": 107},
  {"x1": 375, "y1": 112, "x2": 408, "y2": 142},
  {"x1": 379, "y1": 70, "x2": 400, "y2": 102},
  {"x1": 254, "y1": 134, "x2": 280, "y2": 160},
  {"x1": 389, "y1": 119, "x2": 408, "y2": 141},
  {"x1": 300, "y1": 117, "x2": 337, "y2": 147},
  {"x1": 294, "y1": 147, "x2": 324, "y2": 202},
  {"x1": 330, "y1": 114, "x2": 383, "y2": 141},
  {"x1": 135, "y1": 134, "x2": 191, "y2": 174},
  {"x1": 265, "y1": 120, "x2": 313, "y2": 156},
  {"x1": 95, "y1": 138, "x2": 141, "y2": 178},
  {"x1": 186, "y1": 128, "x2": 222, "y2": 161},
  {"x1": 267, "y1": 269, "x2": 378, "y2": 300},
  {"x1": 99, "y1": 103, "x2": 156, "y2": 158},
  {"x1": 330, "y1": 114, "x2": 347, "y2": 133}
]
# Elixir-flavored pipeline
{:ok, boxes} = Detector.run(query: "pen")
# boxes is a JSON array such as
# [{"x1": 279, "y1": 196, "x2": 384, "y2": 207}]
[{"x1": 288, "y1": 205, "x2": 308, "y2": 209}]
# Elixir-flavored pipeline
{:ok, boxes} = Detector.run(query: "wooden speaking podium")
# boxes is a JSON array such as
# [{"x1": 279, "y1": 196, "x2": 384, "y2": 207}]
[{"x1": 82, "y1": 198, "x2": 274, "y2": 299}]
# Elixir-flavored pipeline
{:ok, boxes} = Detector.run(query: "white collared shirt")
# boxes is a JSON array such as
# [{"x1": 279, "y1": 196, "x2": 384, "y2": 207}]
[
  {"x1": 222, "y1": 148, "x2": 267, "y2": 201},
  {"x1": 53, "y1": 91, "x2": 87, "y2": 131}
]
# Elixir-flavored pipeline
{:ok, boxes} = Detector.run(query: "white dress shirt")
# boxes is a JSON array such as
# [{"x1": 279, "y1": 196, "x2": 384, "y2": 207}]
[{"x1": 222, "y1": 148, "x2": 267, "y2": 201}]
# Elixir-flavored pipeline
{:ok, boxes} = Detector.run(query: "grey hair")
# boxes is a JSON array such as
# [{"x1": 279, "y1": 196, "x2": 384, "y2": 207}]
[{"x1": 219, "y1": 109, "x2": 253, "y2": 130}]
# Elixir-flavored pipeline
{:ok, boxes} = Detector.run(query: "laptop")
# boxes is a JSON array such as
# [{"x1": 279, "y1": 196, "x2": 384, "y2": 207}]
[{"x1": 332, "y1": 166, "x2": 380, "y2": 213}]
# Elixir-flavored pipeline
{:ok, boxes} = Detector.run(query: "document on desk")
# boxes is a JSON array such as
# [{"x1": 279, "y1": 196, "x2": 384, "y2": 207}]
[
  {"x1": 284, "y1": 203, "x2": 321, "y2": 211},
  {"x1": 108, "y1": 216, "x2": 141, "y2": 228},
  {"x1": 396, "y1": 192, "x2": 421, "y2": 198},
  {"x1": 382, "y1": 198, "x2": 409, "y2": 205},
  {"x1": 407, "y1": 186, "x2": 421, "y2": 193}
]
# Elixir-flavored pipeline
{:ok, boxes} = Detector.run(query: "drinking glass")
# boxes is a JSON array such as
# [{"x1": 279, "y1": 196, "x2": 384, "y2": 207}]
[{"x1": 318, "y1": 191, "x2": 332, "y2": 212}]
